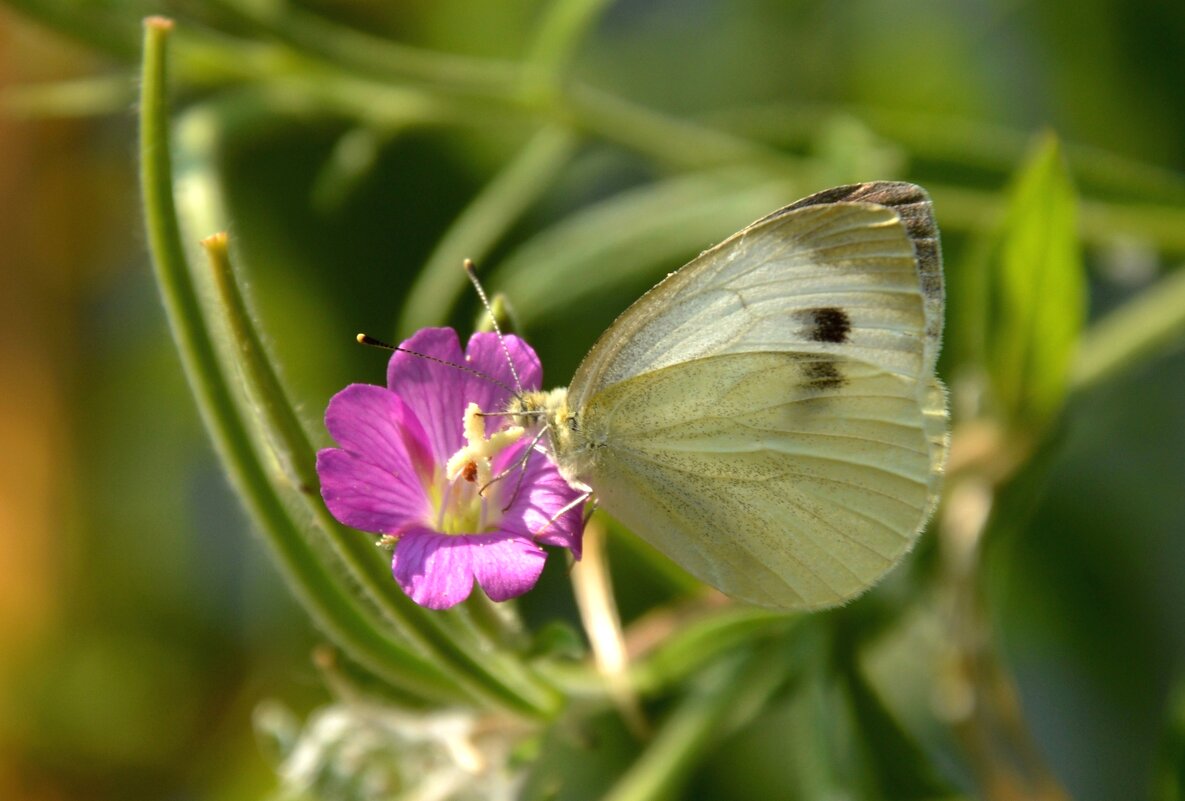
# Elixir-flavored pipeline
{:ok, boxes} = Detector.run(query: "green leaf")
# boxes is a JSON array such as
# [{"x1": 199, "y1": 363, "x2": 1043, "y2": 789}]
[
  {"x1": 138, "y1": 18, "x2": 471, "y2": 707},
  {"x1": 986, "y1": 132, "x2": 1086, "y2": 432},
  {"x1": 142, "y1": 19, "x2": 561, "y2": 717},
  {"x1": 839, "y1": 659, "x2": 960, "y2": 800},
  {"x1": 399, "y1": 125, "x2": 579, "y2": 336},
  {"x1": 1154, "y1": 679, "x2": 1185, "y2": 801}
]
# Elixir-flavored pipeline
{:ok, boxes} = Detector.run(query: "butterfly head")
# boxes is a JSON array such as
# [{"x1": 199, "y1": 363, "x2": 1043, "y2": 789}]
[
  {"x1": 507, "y1": 387, "x2": 591, "y2": 482},
  {"x1": 507, "y1": 387, "x2": 568, "y2": 430}
]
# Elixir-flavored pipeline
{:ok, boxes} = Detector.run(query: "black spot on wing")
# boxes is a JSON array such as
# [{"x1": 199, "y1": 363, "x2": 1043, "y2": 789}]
[
  {"x1": 801, "y1": 307, "x2": 851, "y2": 344},
  {"x1": 770, "y1": 181, "x2": 945, "y2": 341},
  {"x1": 802, "y1": 357, "x2": 845, "y2": 391}
]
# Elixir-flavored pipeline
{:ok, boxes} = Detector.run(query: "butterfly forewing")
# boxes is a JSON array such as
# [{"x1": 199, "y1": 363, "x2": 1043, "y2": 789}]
[
  {"x1": 772, "y1": 181, "x2": 944, "y2": 375},
  {"x1": 569, "y1": 184, "x2": 942, "y2": 408},
  {"x1": 556, "y1": 181, "x2": 947, "y2": 609}
]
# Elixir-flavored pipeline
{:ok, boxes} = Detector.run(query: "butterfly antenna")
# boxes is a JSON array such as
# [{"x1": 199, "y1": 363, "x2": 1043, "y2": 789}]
[
  {"x1": 356, "y1": 333, "x2": 395, "y2": 349},
  {"x1": 464, "y1": 259, "x2": 524, "y2": 395},
  {"x1": 355, "y1": 332, "x2": 519, "y2": 397}
]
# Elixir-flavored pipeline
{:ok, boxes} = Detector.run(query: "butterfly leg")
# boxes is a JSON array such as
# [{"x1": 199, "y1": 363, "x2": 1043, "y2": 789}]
[
  {"x1": 478, "y1": 426, "x2": 548, "y2": 507},
  {"x1": 533, "y1": 485, "x2": 592, "y2": 539}
]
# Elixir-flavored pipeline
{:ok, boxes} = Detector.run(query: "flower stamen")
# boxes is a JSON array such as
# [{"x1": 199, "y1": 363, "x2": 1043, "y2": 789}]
[
  {"x1": 428, "y1": 402, "x2": 527, "y2": 535},
  {"x1": 445, "y1": 403, "x2": 524, "y2": 492}
]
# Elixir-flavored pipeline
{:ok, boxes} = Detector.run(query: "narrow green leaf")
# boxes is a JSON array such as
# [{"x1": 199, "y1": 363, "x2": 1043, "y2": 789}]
[
  {"x1": 140, "y1": 17, "x2": 476, "y2": 706},
  {"x1": 630, "y1": 608, "x2": 800, "y2": 695},
  {"x1": 1073, "y1": 266, "x2": 1185, "y2": 393},
  {"x1": 167, "y1": 84, "x2": 564, "y2": 717},
  {"x1": 1154, "y1": 678, "x2": 1185, "y2": 801},
  {"x1": 399, "y1": 125, "x2": 578, "y2": 336},
  {"x1": 201, "y1": 234, "x2": 563, "y2": 717},
  {"x1": 522, "y1": 0, "x2": 616, "y2": 103},
  {"x1": 838, "y1": 657, "x2": 958, "y2": 800},
  {"x1": 987, "y1": 132, "x2": 1086, "y2": 432}
]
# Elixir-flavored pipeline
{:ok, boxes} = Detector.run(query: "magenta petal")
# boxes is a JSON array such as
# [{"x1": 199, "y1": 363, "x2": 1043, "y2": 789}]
[
  {"x1": 392, "y1": 528, "x2": 547, "y2": 608},
  {"x1": 324, "y1": 384, "x2": 433, "y2": 478},
  {"x1": 392, "y1": 528, "x2": 477, "y2": 609},
  {"x1": 317, "y1": 449, "x2": 430, "y2": 534},
  {"x1": 468, "y1": 533, "x2": 548, "y2": 602},
  {"x1": 386, "y1": 328, "x2": 469, "y2": 464},
  {"x1": 385, "y1": 329, "x2": 544, "y2": 464},
  {"x1": 495, "y1": 446, "x2": 586, "y2": 559},
  {"x1": 319, "y1": 326, "x2": 578, "y2": 609},
  {"x1": 461, "y1": 332, "x2": 542, "y2": 413}
]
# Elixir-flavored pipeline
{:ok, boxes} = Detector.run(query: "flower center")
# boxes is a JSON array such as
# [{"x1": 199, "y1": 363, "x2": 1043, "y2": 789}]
[{"x1": 432, "y1": 403, "x2": 524, "y2": 536}]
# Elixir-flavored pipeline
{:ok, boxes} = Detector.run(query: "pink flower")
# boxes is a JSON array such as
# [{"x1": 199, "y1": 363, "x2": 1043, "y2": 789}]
[{"x1": 316, "y1": 328, "x2": 584, "y2": 609}]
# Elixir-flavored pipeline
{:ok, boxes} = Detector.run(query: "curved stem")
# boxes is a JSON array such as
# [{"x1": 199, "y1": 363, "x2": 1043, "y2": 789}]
[
  {"x1": 571, "y1": 519, "x2": 648, "y2": 737},
  {"x1": 936, "y1": 477, "x2": 1070, "y2": 800},
  {"x1": 399, "y1": 125, "x2": 578, "y2": 335},
  {"x1": 201, "y1": 233, "x2": 562, "y2": 716},
  {"x1": 143, "y1": 17, "x2": 572, "y2": 718},
  {"x1": 1073, "y1": 267, "x2": 1185, "y2": 392},
  {"x1": 602, "y1": 647, "x2": 787, "y2": 801},
  {"x1": 521, "y1": 0, "x2": 617, "y2": 104},
  {"x1": 140, "y1": 16, "x2": 470, "y2": 706}
]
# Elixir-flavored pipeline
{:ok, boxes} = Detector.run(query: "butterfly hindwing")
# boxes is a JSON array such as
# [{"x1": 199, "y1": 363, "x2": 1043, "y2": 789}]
[
  {"x1": 549, "y1": 181, "x2": 947, "y2": 609},
  {"x1": 578, "y1": 350, "x2": 938, "y2": 608}
]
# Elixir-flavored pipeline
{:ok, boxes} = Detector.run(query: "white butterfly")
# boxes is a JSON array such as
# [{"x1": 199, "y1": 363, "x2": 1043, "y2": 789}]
[{"x1": 514, "y1": 182, "x2": 949, "y2": 610}]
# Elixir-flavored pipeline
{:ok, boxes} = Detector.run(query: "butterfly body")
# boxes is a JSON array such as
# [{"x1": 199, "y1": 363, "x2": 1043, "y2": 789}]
[{"x1": 513, "y1": 182, "x2": 948, "y2": 610}]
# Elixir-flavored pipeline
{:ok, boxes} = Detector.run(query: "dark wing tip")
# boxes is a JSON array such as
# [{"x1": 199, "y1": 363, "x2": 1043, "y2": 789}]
[{"x1": 755, "y1": 181, "x2": 945, "y2": 353}]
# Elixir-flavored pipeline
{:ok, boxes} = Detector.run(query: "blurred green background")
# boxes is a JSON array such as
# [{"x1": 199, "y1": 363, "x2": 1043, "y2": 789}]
[{"x1": 1, "y1": 1, "x2": 1183, "y2": 800}]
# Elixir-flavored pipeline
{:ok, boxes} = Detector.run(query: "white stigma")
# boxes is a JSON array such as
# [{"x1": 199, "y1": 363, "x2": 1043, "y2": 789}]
[{"x1": 445, "y1": 402, "x2": 524, "y2": 490}]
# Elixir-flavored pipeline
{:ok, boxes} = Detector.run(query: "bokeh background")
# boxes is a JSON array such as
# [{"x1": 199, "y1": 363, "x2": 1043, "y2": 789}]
[{"x1": 1, "y1": 2, "x2": 1183, "y2": 800}]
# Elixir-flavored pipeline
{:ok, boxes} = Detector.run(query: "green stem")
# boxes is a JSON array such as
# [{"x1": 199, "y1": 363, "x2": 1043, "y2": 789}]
[
  {"x1": 602, "y1": 649, "x2": 786, "y2": 801},
  {"x1": 200, "y1": 233, "x2": 561, "y2": 715},
  {"x1": 140, "y1": 16, "x2": 475, "y2": 709},
  {"x1": 567, "y1": 83, "x2": 796, "y2": 172},
  {"x1": 1072, "y1": 267, "x2": 1185, "y2": 392},
  {"x1": 399, "y1": 125, "x2": 578, "y2": 335},
  {"x1": 720, "y1": 103, "x2": 1185, "y2": 204},
  {"x1": 630, "y1": 608, "x2": 798, "y2": 695},
  {"x1": 928, "y1": 184, "x2": 1185, "y2": 253},
  {"x1": 521, "y1": 0, "x2": 616, "y2": 104},
  {"x1": 204, "y1": 0, "x2": 521, "y2": 96},
  {"x1": 23, "y1": 2, "x2": 1185, "y2": 256}
]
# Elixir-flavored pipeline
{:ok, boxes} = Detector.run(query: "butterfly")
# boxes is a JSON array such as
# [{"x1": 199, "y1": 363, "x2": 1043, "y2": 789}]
[{"x1": 513, "y1": 182, "x2": 948, "y2": 610}]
